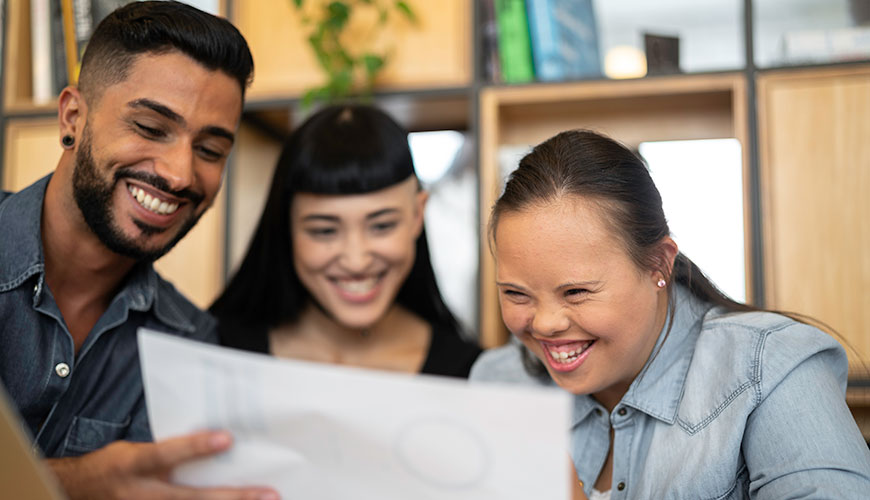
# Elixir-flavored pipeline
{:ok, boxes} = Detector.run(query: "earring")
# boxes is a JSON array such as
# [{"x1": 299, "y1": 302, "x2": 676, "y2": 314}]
[
  {"x1": 61, "y1": 135, "x2": 75, "y2": 148},
  {"x1": 656, "y1": 278, "x2": 667, "y2": 288}
]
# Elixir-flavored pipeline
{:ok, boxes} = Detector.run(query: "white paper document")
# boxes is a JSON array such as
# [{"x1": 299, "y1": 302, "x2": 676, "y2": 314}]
[{"x1": 138, "y1": 329, "x2": 572, "y2": 499}]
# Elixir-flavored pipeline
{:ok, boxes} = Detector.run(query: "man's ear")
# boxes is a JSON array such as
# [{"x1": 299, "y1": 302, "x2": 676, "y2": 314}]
[
  {"x1": 412, "y1": 189, "x2": 429, "y2": 239},
  {"x1": 58, "y1": 86, "x2": 87, "y2": 144}
]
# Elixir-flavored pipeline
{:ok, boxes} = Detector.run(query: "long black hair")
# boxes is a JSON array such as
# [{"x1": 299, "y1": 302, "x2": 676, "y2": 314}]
[{"x1": 211, "y1": 104, "x2": 462, "y2": 341}]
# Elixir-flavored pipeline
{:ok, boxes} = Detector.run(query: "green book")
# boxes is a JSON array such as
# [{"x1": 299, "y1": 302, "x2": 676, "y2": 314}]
[{"x1": 494, "y1": 0, "x2": 535, "y2": 83}]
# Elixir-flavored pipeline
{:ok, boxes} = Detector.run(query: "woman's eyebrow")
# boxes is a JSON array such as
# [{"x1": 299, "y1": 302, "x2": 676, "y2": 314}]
[
  {"x1": 365, "y1": 208, "x2": 400, "y2": 219},
  {"x1": 301, "y1": 214, "x2": 340, "y2": 223}
]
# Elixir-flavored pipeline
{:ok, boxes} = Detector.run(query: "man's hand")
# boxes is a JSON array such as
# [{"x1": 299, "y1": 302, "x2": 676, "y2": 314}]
[{"x1": 46, "y1": 430, "x2": 279, "y2": 500}]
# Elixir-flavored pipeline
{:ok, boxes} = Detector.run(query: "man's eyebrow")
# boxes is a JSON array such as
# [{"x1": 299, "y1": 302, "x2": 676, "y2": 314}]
[
  {"x1": 128, "y1": 98, "x2": 235, "y2": 143},
  {"x1": 202, "y1": 125, "x2": 235, "y2": 144},
  {"x1": 129, "y1": 98, "x2": 184, "y2": 125}
]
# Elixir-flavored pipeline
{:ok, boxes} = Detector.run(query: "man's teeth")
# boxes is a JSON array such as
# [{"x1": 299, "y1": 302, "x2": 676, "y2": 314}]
[
  {"x1": 336, "y1": 277, "x2": 378, "y2": 294},
  {"x1": 129, "y1": 185, "x2": 179, "y2": 215},
  {"x1": 549, "y1": 343, "x2": 591, "y2": 364}
]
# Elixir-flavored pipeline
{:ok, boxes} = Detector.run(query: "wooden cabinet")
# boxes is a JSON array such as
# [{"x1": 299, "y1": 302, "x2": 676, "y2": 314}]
[{"x1": 757, "y1": 64, "x2": 870, "y2": 377}]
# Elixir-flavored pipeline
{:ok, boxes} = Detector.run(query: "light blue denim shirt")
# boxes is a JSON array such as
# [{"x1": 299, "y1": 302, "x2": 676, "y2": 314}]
[
  {"x1": 471, "y1": 285, "x2": 870, "y2": 499},
  {"x1": 0, "y1": 175, "x2": 217, "y2": 457}
]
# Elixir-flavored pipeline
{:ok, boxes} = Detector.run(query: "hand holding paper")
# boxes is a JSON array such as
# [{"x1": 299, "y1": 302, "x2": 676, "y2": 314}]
[{"x1": 138, "y1": 329, "x2": 572, "y2": 499}]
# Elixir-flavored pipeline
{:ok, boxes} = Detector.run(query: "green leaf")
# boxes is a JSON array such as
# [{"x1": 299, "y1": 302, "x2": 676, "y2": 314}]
[
  {"x1": 333, "y1": 69, "x2": 353, "y2": 90},
  {"x1": 325, "y1": 2, "x2": 350, "y2": 30},
  {"x1": 395, "y1": 1, "x2": 417, "y2": 23},
  {"x1": 292, "y1": 0, "x2": 303, "y2": 9},
  {"x1": 301, "y1": 88, "x2": 319, "y2": 109},
  {"x1": 362, "y1": 54, "x2": 384, "y2": 75}
]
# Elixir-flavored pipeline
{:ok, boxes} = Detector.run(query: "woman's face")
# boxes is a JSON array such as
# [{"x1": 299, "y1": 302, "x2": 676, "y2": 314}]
[
  {"x1": 494, "y1": 195, "x2": 674, "y2": 410},
  {"x1": 291, "y1": 176, "x2": 427, "y2": 330}
]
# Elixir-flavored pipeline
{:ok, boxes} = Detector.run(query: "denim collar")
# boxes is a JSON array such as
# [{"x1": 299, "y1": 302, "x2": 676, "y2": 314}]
[
  {"x1": 0, "y1": 174, "x2": 194, "y2": 333},
  {"x1": 571, "y1": 285, "x2": 712, "y2": 425}
]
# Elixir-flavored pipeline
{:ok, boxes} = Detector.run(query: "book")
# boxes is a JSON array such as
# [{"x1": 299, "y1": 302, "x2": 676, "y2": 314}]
[
  {"x1": 50, "y1": 0, "x2": 70, "y2": 95},
  {"x1": 64, "y1": 0, "x2": 131, "y2": 85},
  {"x1": 480, "y1": 0, "x2": 502, "y2": 83},
  {"x1": 526, "y1": 0, "x2": 602, "y2": 82},
  {"x1": 30, "y1": 0, "x2": 53, "y2": 104},
  {"x1": 494, "y1": 0, "x2": 534, "y2": 83}
]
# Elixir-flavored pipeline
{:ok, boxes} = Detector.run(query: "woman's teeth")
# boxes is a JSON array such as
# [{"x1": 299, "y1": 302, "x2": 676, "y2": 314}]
[
  {"x1": 549, "y1": 342, "x2": 592, "y2": 364},
  {"x1": 335, "y1": 277, "x2": 379, "y2": 294},
  {"x1": 129, "y1": 185, "x2": 179, "y2": 215}
]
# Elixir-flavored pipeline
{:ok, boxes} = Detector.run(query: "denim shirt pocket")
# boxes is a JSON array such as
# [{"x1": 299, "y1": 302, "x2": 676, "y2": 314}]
[{"x1": 61, "y1": 415, "x2": 132, "y2": 456}]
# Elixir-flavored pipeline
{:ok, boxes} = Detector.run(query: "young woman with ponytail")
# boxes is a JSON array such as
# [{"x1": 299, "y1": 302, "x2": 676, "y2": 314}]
[{"x1": 471, "y1": 130, "x2": 870, "y2": 499}]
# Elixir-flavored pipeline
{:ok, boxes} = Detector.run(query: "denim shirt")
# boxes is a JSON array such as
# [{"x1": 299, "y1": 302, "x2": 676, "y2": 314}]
[
  {"x1": 470, "y1": 285, "x2": 870, "y2": 499},
  {"x1": 0, "y1": 175, "x2": 217, "y2": 457}
]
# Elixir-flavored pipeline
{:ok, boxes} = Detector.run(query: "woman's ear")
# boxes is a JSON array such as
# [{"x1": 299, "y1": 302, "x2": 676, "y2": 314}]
[
  {"x1": 655, "y1": 236, "x2": 679, "y2": 281},
  {"x1": 58, "y1": 86, "x2": 86, "y2": 145},
  {"x1": 412, "y1": 189, "x2": 429, "y2": 238}
]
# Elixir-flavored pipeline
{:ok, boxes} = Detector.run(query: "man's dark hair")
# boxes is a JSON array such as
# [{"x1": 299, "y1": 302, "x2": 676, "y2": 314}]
[{"x1": 78, "y1": 1, "x2": 254, "y2": 102}]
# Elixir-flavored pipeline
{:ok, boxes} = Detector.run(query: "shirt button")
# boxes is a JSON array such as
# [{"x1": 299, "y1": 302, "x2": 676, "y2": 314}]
[
  {"x1": 55, "y1": 363, "x2": 70, "y2": 378},
  {"x1": 617, "y1": 481, "x2": 626, "y2": 491},
  {"x1": 617, "y1": 407, "x2": 627, "y2": 416}
]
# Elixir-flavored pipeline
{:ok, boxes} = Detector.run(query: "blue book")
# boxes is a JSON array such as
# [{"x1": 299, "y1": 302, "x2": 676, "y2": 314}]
[{"x1": 526, "y1": 0, "x2": 602, "y2": 81}]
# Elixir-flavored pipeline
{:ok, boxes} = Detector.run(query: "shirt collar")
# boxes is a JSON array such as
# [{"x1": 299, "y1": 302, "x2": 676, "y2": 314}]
[
  {"x1": 128, "y1": 263, "x2": 196, "y2": 334},
  {"x1": 570, "y1": 285, "x2": 712, "y2": 426},
  {"x1": 0, "y1": 174, "x2": 194, "y2": 333},
  {"x1": 620, "y1": 285, "x2": 711, "y2": 423},
  {"x1": 0, "y1": 175, "x2": 50, "y2": 289}
]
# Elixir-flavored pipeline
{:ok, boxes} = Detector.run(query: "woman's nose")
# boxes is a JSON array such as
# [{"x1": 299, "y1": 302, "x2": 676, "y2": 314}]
[
  {"x1": 338, "y1": 232, "x2": 374, "y2": 272},
  {"x1": 530, "y1": 302, "x2": 570, "y2": 337}
]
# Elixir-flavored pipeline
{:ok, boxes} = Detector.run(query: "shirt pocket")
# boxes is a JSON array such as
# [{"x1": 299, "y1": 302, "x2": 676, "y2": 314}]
[{"x1": 61, "y1": 415, "x2": 132, "y2": 456}]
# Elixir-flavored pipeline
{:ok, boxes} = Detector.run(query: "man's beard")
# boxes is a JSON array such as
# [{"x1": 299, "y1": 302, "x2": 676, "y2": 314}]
[{"x1": 71, "y1": 126, "x2": 205, "y2": 262}]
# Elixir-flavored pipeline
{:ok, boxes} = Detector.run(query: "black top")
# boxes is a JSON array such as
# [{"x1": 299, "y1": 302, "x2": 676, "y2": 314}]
[{"x1": 217, "y1": 318, "x2": 482, "y2": 378}]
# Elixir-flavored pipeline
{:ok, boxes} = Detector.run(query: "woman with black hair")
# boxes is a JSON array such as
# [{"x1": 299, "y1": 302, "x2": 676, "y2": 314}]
[{"x1": 211, "y1": 104, "x2": 481, "y2": 377}]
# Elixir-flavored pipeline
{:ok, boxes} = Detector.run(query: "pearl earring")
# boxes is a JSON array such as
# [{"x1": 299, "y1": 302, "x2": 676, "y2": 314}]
[{"x1": 656, "y1": 279, "x2": 667, "y2": 288}]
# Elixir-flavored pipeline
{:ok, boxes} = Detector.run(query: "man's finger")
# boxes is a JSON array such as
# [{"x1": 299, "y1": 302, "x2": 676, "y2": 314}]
[
  {"x1": 166, "y1": 484, "x2": 280, "y2": 500},
  {"x1": 136, "y1": 430, "x2": 233, "y2": 472}
]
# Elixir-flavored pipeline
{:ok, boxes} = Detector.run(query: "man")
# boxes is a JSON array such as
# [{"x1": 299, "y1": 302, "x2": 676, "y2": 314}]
[{"x1": 0, "y1": 2, "x2": 277, "y2": 498}]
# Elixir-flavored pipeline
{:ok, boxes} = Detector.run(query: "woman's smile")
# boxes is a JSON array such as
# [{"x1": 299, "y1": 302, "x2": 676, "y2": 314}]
[
  {"x1": 538, "y1": 339, "x2": 596, "y2": 372},
  {"x1": 330, "y1": 272, "x2": 386, "y2": 303}
]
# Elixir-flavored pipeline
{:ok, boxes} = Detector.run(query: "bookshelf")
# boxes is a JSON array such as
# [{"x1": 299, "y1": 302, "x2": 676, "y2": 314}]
[{"x1": 1, "y1": 2, "x2": 869, "y2": 434}]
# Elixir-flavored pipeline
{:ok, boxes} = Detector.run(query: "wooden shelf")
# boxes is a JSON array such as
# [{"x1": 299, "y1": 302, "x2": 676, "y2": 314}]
[{"x1": 243, "y1": 86, "x2": 473, "y2": 141}]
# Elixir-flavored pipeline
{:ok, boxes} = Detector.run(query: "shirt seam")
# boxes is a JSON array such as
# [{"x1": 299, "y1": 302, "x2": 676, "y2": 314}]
[{"x1": 0, "y1": 263, "x2": 43, "y2": 292}]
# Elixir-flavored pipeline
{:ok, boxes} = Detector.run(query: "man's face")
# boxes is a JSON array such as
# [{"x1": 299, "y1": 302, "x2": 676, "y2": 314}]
[{"x1": 72, "y1": 51, "x2": 242, "y2": 261}]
